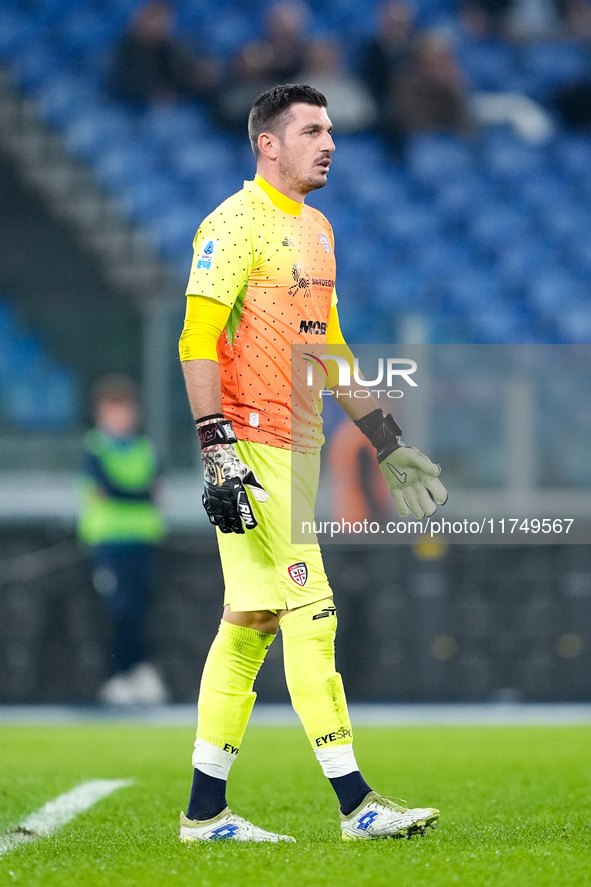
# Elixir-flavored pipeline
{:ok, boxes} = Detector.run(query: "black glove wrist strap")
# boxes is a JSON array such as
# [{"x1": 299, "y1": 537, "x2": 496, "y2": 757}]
[
  {"x1": 354, "y1": 409, "x2": 402, "y2": 463},
  {"x1": 196, "y1": 414, "x2": 238, "y2": 450}
]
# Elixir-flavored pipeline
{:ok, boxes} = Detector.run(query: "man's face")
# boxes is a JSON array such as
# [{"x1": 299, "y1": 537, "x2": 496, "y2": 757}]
[
  {"x1": 97, "y1": 398, "x2": 139, "y2": 438},
  {"x1": 275, "y1": 103, "x2": 335, "y2": 197}
]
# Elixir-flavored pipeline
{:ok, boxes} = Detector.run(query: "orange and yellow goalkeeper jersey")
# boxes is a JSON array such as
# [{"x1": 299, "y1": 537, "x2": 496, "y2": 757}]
[{"x1": 183, "y1": 176, "x2": 338, "y2": 452}]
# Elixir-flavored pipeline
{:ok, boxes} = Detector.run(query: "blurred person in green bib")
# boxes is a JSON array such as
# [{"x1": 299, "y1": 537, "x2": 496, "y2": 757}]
[{"x1": 78, "y1": 374, "x2": 167, "y2": 705}]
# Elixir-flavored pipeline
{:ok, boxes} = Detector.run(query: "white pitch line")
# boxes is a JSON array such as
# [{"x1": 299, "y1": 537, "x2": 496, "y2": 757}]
[{"x1": 0, "y1": 779, "x2": 133, "y2": 857}]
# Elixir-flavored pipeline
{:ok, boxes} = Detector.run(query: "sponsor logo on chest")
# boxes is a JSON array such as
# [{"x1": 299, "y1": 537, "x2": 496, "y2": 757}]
[{"x1": 299, "y1": 319, "x2": 327, "y2": 335}]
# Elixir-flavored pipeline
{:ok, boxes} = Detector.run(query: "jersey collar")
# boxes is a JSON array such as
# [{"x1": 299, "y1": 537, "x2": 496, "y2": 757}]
[{"x1": 253, "y1": 175, "x2": 303, "y2": 217}]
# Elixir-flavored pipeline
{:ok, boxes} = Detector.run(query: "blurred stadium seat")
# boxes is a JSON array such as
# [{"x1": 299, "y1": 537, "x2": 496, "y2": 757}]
[
  {"x1": 459, "y1": 40, "x2": 519, "y2": 92},
  {"x1": 0, "y1": 296, "x2": 77, "y2": 430},
  {"x1": 520, "y1": 41, "x2": 588, "y2": 95}
]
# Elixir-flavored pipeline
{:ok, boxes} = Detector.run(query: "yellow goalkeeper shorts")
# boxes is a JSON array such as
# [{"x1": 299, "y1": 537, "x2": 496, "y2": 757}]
[{"x1": 217, "y1": 440, "x2": 332, "y2": 612}]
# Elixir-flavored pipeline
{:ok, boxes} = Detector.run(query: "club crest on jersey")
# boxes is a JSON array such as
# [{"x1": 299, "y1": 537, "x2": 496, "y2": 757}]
[
  {"x1": 288, "y1": 562, "x2": 308, "y2": 586},
  {"x1": 317, "y1": 233, "x2": 331, "y2": 253},
  {"x1": 196, "y1": 239, "x2": 220, "y2": 270}
]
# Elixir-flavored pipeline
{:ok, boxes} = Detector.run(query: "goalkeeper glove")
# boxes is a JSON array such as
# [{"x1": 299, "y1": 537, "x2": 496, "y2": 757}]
[
  {"x1": 196, "y1": 414, "x2": 269, "y2": 534},
  {"x1": 354, "y1": 409, "x2": 447, "y2": 520}
]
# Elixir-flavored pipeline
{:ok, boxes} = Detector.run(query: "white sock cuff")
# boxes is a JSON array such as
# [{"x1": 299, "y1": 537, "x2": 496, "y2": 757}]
[
  {"x1": 315, "y1": 742, "x2": 359, "y2": 778},
  {"x1": 192, "y1": 738, "x2": 237, "y2": 779}
]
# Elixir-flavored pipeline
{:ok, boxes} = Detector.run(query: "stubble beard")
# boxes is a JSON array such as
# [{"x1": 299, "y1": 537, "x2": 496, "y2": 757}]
[{"x1": 278, "y1": 155, "x2": 327, "y2": 197}]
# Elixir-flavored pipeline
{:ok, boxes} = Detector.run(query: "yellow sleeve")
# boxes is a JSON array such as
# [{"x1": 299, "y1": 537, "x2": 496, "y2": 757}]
[
  {"x1": 325, "y1": 304, "x2": 355, "y2": 388},
  {"x1": 178, "y1": 295, "x2": 231, "y2": 362},
  {"x1": 326, "y1": 302, "x2": 346, "y2": 345}
]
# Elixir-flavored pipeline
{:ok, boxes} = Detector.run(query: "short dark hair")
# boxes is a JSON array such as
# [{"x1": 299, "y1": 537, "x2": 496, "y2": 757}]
[
  {"x1": 248, "y1": 83, "x2": 327, "y2": 157},
  {"x1": 92, "y1": 374, "x2": 139, "y2": 410}
]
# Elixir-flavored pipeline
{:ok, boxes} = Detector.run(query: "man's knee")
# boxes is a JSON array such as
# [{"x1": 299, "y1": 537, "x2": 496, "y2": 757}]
[
  {"x1": 279, "y1": 597, "x2": 337, "y2": 640},
  {"x1": 223, "y1": 605, "x2": 280, "y2": 635}
]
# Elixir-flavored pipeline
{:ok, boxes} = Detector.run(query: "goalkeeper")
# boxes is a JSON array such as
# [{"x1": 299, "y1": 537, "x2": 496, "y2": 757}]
[{"x1": 178, "y1": 84, "x2": 447, "y2": 844}]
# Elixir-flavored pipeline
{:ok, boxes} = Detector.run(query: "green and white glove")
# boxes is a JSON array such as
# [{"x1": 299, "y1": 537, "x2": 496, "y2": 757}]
[{"x1": 355, "y1": 409, "x2": 447, "y2": 520}]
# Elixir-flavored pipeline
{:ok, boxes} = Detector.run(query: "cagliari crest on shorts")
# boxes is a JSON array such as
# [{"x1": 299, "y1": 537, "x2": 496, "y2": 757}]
[{"x1": 288, "y1": 561, "x2": 308, "y2": 586}]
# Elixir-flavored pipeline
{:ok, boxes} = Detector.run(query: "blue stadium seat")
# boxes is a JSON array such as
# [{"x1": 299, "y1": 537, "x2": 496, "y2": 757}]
[
  {"x1": 434, "y1": 173, "x2": 495, "y2": 228},
  {"x1": 5, "y1": 363, "x2": 77, "y2": 430},
  {"x1": 176, "y1": 0, "x2": 224, "y2": 30},
  {"x1": 379, "y1": 203, "x2": 443, "y2": 247},
  {"x1": 151, "y1": 203, "x2": 202, "y2": 263},
  {"x1": 170, "y1": 138, "x2": 237, "y2": 187},
  {"x1": 139, "y1": 103, "x2": 211, "y2": 151},
  {"x1": 194, "y1": 175, "x2": 246, "y2": 215},
  {"x1": 553, "y1": 134, "x2": 591, "y2": 181},
  {"x1": 197, "y1": 11, "x2": 259, "y2": 58},
  {"x1": 372, "y1": 266, "x2": 427, "y2": 310},
  {"x1": 496, "y1": 238, "x2": 561, "y2": 288},
  {"x1": 122, "y1": 175, "x2": 185, "y2": 223},
  {"x1": 106, "y1": 0, "x2": 143, "y2": 21},
  {"x1": 512, "y1": 173, "x2": 574, "y2": 221},
  {"x1": 319, "y1": 202, "x2": 370, "y2": 242},
  {"x1": 332, "y1": 134, "x2": 385, "y2": 167},
  {"x1": 329, "y1": 232, "x2": 384, "y2": 283},
  {"x1": 520, "y1": 41, "x2": 588, "y2": 95},
  {"x1": 22, "y1": 0, "x2": 80, "y2": 27},
  {"x1": 445, "y1": 267, "x2": 506, "y2": 309},
  {"x1": 93, "y1": 144, "x2": 159, "y2": 193},
  {"x1": 406, "y1": 134, "x2": 475, "y2": 192},
  {"x1": 481, "y1": 130, "x2": 549, "y2": 184},
  {"x1": 458, "y1": 40, "x2": 519, "y2": 91},
  {"x1": 9, "y1": 45, "x2": 64, "y2": 93},
  {"x1": 327, "y1": 289, "x2": 383, "y2": 343},
  {"x1": 0, "y1": 301, "x2": 19, "y2": 374},
  {"x1": 63, "y1": 105, "x2": 133, "y2": 162},
  {"x1": 322, "y1": 136, "x2": 387, "y2": 193},
  {"x1": 310, "y1": 0, "x2": 377, "y2": 42},
  {"x1": 568, "y1": 240, "x2": 591, "y2": 277},
  {"x1": 408, "y1": 241, "x2": 475, "y2": 279},
  {"x1": 555, "y1": 307, "x2": 591, "y2": 343},
  {"x1": 468, "y1": 204, "x2": 534, "y2": 255},
  {"x1": 527, "y1": 271, "x2": 588, "y2": 319},
  {"x1": 0, "y1": 11, "x2": 43, "y2": 59},
  {"x1": 346, "y1": 168, "x2": 411, "y2": 211},
  {"x1": 0, "y1": 291, "x2": 78, "y2": 428},
  {"x1": 35, "y1": 73, "x2": 102, "y2": 128},
  {"x1": 468, "y1": 306, "x2": 534, "y2": 344},
  {"x1": 52, "y1": 11, "x2": 121, "y2": 58},
  {"x1": 538, "y1": 204, "x2": 591, "y2": 246}
]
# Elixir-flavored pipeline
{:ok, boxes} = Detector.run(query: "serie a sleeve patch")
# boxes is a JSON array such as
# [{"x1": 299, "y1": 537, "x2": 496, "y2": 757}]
[{"x1": 195, "y1": 239, "x2": 220, "y2": 270}]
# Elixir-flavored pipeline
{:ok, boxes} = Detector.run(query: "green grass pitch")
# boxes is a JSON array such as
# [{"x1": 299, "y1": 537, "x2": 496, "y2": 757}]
[{"x1": 1, "y1": 723, "x2": 590, "y2": 886}]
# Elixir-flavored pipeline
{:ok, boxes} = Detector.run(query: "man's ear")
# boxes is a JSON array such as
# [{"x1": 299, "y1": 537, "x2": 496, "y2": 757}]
[{"x1": 258, "y1": 131, "x2": 279, "y2": 161}]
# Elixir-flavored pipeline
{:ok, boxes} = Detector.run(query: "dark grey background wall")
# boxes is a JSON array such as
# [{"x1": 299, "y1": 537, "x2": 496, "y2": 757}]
[{"x1": 1, "y1": 529, "x2": 590, "y2": 704}]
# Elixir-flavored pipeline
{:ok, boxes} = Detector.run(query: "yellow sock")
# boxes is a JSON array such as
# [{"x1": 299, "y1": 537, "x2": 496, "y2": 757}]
[
  {"x1": 196, "y1": 620, "x2": 275, "y2": 752},
  {"x1": 280, "y1": 599, "x2": 353, "y2": 750}
]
